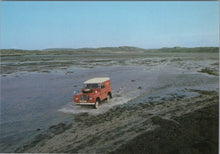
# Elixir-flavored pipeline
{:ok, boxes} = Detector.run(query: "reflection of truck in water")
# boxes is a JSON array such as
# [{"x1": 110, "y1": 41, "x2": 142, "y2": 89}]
[{"x1": 74, "y1": 77, "x2": 112, "y2": 109}]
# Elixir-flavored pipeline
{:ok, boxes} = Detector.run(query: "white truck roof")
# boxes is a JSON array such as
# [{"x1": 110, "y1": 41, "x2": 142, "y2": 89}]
[{"x1": 84, "y1": 77, "x2": 110, "y2": 84}]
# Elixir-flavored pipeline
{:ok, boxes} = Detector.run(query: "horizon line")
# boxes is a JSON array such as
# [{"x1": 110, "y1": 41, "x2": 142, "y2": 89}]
[{"x1": 1, "y1": 46, "x2": 219, "y2": 51}]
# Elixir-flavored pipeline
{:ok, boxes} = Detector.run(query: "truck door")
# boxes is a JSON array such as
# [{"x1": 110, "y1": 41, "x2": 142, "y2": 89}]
[{"x1": 101, "y1": 83, "x2": 105, "y2": 100}]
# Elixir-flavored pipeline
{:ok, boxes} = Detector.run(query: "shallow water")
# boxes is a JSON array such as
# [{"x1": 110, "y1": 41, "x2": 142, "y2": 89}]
[{"x1": 0, "y1": 52, "x2": 219, "y2": 152}]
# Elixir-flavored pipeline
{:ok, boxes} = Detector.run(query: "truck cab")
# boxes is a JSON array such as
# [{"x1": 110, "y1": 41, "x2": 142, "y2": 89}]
[{"x1": 73, "y1": 77, "x2": 112, "y2": 109}]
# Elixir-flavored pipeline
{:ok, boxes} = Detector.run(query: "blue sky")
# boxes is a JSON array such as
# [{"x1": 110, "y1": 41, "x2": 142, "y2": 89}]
[{"x1": 1, "y1": 1, "x2": 219, "y2": 50}]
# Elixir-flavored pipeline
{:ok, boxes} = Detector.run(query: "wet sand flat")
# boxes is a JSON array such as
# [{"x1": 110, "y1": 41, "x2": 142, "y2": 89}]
[{"x1": 0, "y1": 50, "x2": 219, "y2": 153}]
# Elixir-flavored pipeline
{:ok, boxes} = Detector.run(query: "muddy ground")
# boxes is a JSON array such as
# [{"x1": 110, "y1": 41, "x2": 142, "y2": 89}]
[
  {"x1": 113, "y1": 94, "x2": 219, "y2": 154},
  {"x1": 1, "y1": 51, "x2": 219, "y2": 153},
  {"x1": 15, "y1": 90, "x2": 219, "y2": 153}
]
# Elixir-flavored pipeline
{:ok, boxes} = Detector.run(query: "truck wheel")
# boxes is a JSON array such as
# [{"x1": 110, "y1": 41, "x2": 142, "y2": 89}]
[{"x1": 94, "y1": 100, "x2": 99, "y2": 109}]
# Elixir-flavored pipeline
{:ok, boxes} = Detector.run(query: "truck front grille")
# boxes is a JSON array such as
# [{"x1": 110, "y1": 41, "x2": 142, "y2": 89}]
[{"x1": 81, "y1": 95, "x2": 88, "y2": 101}]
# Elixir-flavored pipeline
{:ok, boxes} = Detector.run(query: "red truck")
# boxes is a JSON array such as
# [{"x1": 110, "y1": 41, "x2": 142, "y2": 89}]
[{"x1": 73, "y1": 77, "x2": 112, "y2": 109}]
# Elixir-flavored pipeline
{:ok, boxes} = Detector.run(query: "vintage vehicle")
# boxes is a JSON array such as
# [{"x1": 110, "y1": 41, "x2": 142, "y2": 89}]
[{"x1": 73, "y1": 77, "x2": 112, "y2": 109}]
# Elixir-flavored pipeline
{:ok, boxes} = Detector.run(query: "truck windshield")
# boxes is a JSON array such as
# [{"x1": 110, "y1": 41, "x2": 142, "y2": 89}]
[{"x1": 84, "y1": 84, "x2": 100, "y2": 89}]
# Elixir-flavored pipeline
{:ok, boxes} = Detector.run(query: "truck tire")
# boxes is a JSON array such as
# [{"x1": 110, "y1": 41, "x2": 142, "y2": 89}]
[{"x1": 94, "y1": 100, "x2": 99, "y2": 109}]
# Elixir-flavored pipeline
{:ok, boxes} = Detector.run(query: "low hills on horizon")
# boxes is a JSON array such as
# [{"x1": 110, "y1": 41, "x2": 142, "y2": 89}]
[
  {"x1": 1, "y1": 46, "x2": 219, "y2": 56},
  {"x1": 43, "y1": 46, "x2": 145, "y2": 52}
]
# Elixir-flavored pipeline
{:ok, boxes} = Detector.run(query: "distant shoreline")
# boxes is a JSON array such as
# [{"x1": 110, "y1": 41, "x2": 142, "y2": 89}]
[{"x1": 1, "y1": 46, "x2": 219, "y2": 57}]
